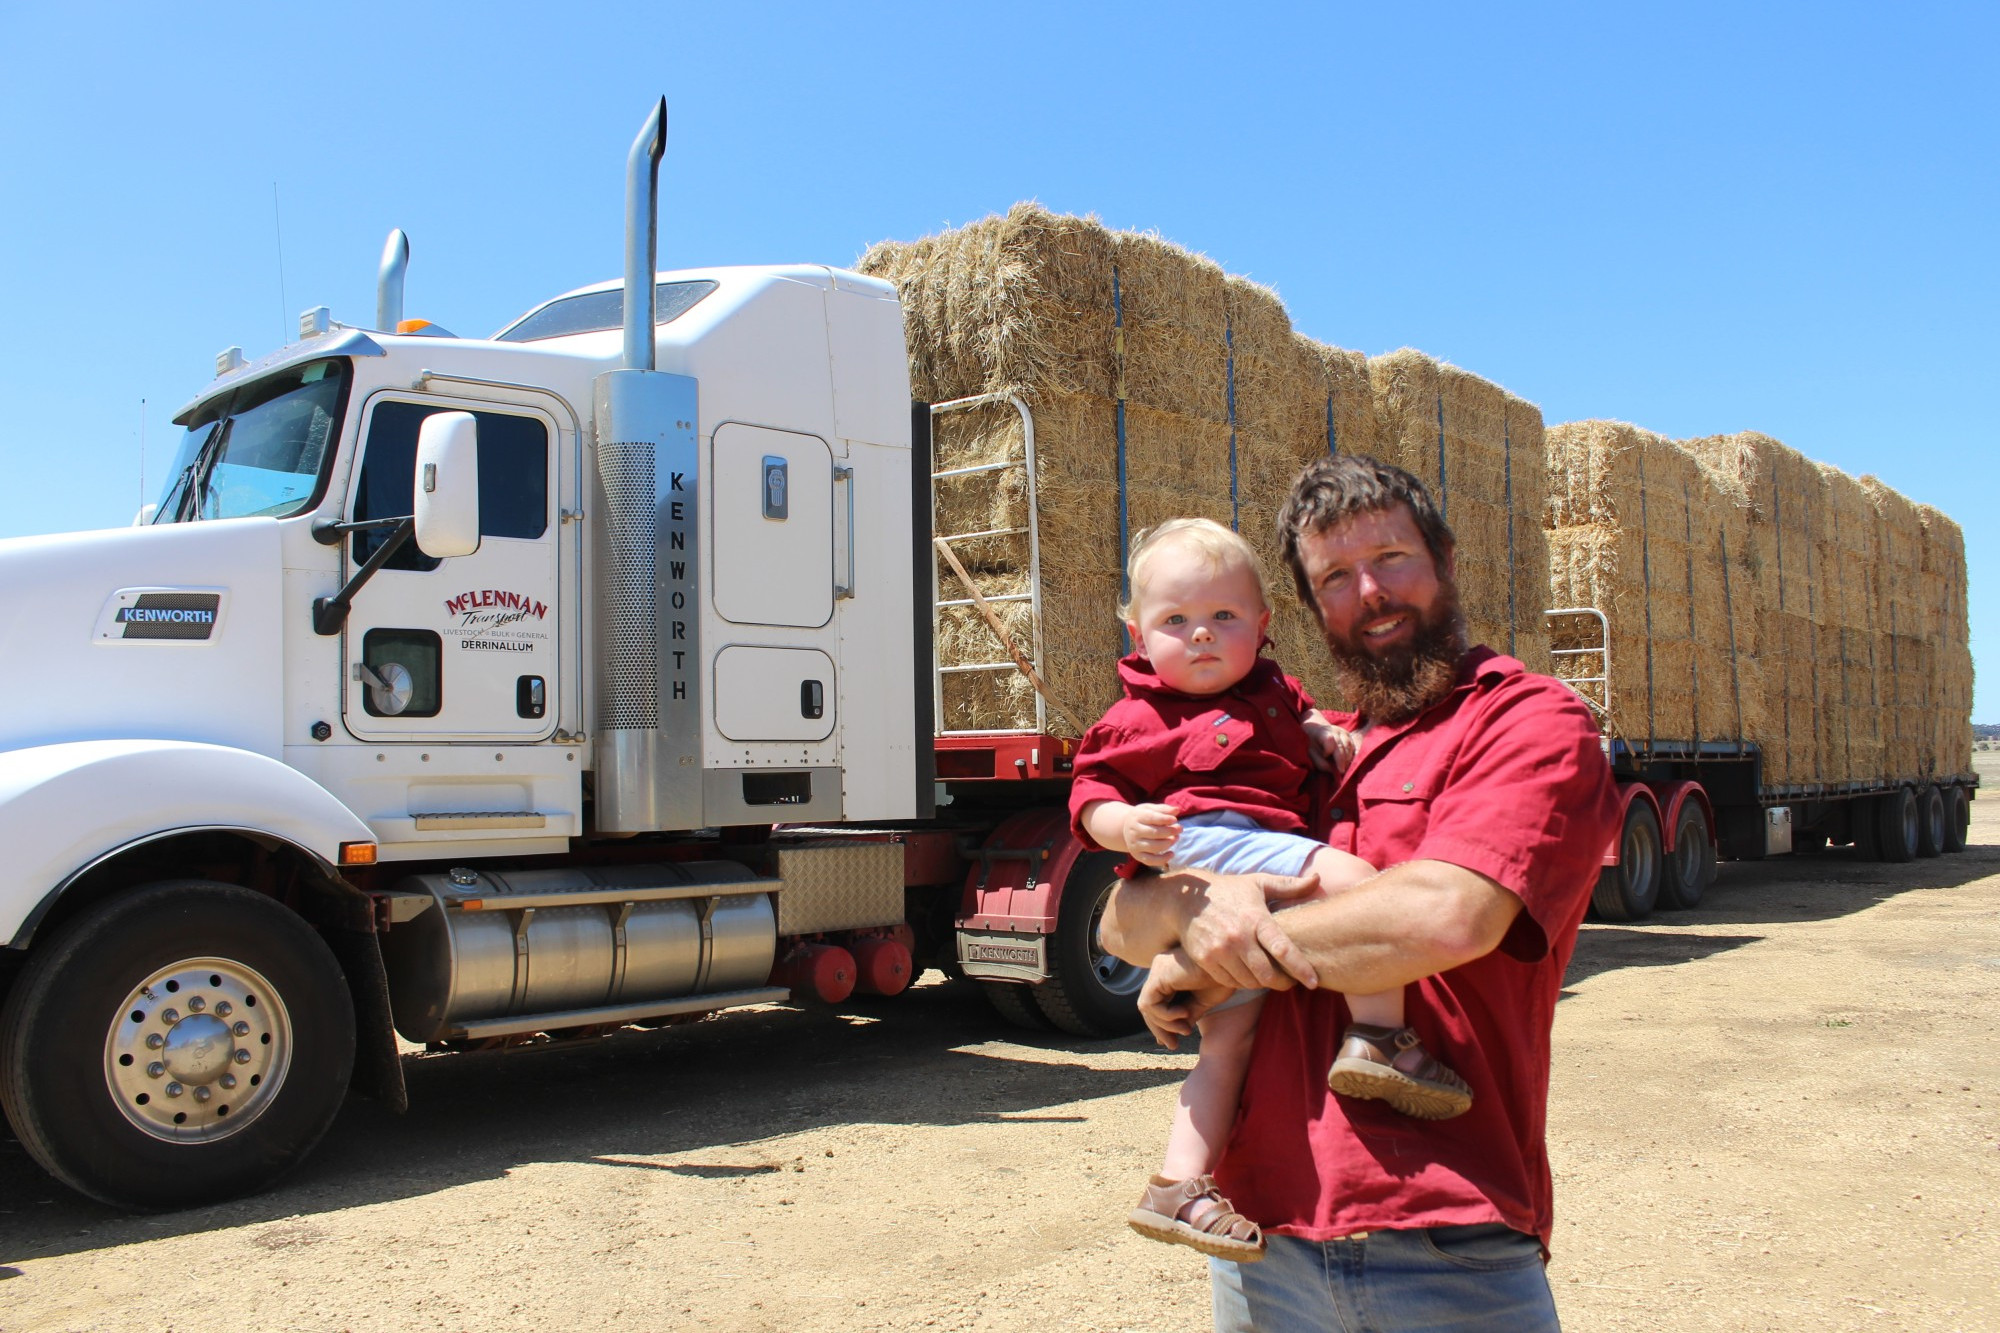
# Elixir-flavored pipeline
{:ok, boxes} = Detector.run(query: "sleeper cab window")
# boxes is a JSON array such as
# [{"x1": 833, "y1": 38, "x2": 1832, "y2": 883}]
[{"x1": 352, "y1": 401, "x2": 550, "y2": 571}]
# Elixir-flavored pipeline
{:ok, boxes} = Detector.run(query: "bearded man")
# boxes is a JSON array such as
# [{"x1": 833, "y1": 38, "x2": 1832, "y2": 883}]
[{"x1": 1100, "y1": 455, "x2": 1620, "y2": 1333}]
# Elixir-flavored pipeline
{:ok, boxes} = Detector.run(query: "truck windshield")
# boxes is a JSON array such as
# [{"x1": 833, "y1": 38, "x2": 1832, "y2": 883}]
[{"x1": 154, "y1": 359, "x2": 350, "y2": 524}]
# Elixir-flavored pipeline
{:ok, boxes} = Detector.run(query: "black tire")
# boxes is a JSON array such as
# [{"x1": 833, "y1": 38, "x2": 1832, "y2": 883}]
[
  {"x1": 1592, "y1": 801, "x2": 1662, "y2": 922},
  {"x1": 980, "y1": 980, "x2": 1055, "y2": 1031},
  {"x1": 0, "y1": 881, "x2": 356, "y2": 1211},
  {"x1": 1944, "y1": 786, "x2": 1970, "y2": 854},
  {"x1": 1032, "y1": 852, "x2": 1146, "y2": 1037},
  {"x1": 1915, "y1": 785, "x2": 1946, "y2": 858},
  {"x1": 1659, "y1": 801, "x2": 1716, "y2": 911},
  {"x1": 1874, "y1": 787, "x2": 1919, "y2": 863}
]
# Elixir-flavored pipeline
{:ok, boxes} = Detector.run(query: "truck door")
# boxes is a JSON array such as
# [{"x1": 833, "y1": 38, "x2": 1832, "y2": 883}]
[
  {"x1": 709, "y1": 423, "x2": 840, "y2": 742},
  {"x1": 339, "y1": 393, "x2": 561, "y2": 741}
]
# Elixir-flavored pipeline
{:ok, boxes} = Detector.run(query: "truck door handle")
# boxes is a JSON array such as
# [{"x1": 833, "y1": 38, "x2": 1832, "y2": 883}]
[
  {"x1": 834, "y1": 465, "x2": 855, "y2": 601},
  {"x1": 801, "y1": 679, "x2": 824, "y2": 719}
]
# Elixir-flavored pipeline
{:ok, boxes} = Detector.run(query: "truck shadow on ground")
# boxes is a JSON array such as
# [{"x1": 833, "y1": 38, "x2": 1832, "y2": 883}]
[
  {"x1": 0, "y1": 977, "x2": 1179, "y2": 1260},
  {"x1": 7, "y1": 841, "x2": 1993, "y2": 1258},
  {"x1": 1560, "y1": 839, "x2": 1997, "y2": 991}
]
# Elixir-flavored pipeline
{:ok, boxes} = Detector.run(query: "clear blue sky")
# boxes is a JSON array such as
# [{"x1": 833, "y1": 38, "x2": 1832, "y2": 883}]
[{"x1": 2, "y1": 3, "x2": 1993, "y2": 719}]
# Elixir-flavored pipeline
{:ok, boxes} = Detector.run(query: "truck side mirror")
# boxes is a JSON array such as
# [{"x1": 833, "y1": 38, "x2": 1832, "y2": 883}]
[{"x1": 414, "y1": 411, "x2": 480, "y2": 558}]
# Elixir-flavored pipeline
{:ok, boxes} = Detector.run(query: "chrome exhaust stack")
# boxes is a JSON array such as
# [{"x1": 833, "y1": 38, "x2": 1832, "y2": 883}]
[
  {"x1": 376, "y1": 229, "x2": 410, "y2": 332},
  {"x1": 591, "y1": 97, "x2": 704, "y2": 833},
  {"x1": 622, "y1": 99, "x2": 667, "y2": 371}
]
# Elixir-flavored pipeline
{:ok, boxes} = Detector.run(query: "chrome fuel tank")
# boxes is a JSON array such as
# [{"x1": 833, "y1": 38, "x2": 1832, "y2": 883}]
[{"x1": 382, "y1": 861, "x2": 777, "y2": 1042}]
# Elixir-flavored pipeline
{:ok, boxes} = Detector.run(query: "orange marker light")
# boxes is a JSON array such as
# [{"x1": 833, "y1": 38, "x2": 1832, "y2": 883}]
[
  {"x1": 339, "y1": 842, "x2": 378, "y2": 866},
  {"x1": 395, "y1": 318, "x2": 434, "y2": 334}
]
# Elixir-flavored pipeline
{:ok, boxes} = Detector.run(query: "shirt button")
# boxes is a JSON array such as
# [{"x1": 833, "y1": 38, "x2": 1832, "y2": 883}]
[
  {"x1": 1329, "y1": 807, "x2": 1345, "y2": 822},
  {"x1": 1402, "y1": 781, "x2": 1414, "y2": 793},
  {"x1": 1266, "y1": 706, "x2": 1278, "y2": 717},
  {"x1": 1216, "y1": 734, "x2": 1229, "y2": 747}
]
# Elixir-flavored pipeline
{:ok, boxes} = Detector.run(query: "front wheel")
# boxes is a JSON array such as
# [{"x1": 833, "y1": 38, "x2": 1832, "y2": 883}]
[
  {"x1": 1592, "y1": 800, "x2": 1662, "y2": 922},
  {"x1": 0, "y1": 881, "x2": 356, "y2": 1210},
  {"x1": 1031, "y1": 852, "x2": 1146, "y2": 1037}
]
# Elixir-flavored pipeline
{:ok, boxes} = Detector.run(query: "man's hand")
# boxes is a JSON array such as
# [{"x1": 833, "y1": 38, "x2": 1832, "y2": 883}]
[
  {"x1": 1121, "y1": 802, "x2": 1183, "y2": 868},
  {"x1": 1178, "y1": 872, "x2": 1322, "y2": 992},
  {"x1": 1302, "y1": 711, "x2": 1357, "y2": 775},
  {"x1": 1139, "y1": 948, "x2": 1235, "y2": 1050}
]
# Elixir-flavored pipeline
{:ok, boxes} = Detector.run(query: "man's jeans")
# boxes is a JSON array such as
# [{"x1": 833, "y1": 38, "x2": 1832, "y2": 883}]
[{"x1": 1210, "y1": 1225, "x2": 1561, "y2": 1333}]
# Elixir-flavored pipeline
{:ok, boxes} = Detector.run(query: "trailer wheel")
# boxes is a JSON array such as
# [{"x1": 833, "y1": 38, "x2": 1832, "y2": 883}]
[
  {"x1": 1943, "y1": 786, "x2": 1970, "y2": 854},
  {"x1": 1593, "y1": 801, "x2": 1661, "y2": 922},
  {"x1": 0, "y1": 881, "x2": 355, "y2": 1211},
  {"x1": 1874, "y1": 787, "x2": 1920, "y2": 863},
  {"x1": 1915, "y1": 785, "x2": 1947, "y2": 858},
  {"x1": 1659, "y1": 802, "x2": 1716, "y2": 911},
  {"x1": 1032, "y1": 852, "x2": 1145, "y2": 1037}
]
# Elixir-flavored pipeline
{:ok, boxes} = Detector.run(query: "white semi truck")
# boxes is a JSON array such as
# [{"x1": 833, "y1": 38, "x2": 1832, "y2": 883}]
[{"x1": 1, "y1": 101, "x2": 1151, "y2": 1210}]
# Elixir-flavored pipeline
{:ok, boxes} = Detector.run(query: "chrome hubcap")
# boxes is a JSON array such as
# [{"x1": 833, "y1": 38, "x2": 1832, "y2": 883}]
[
  {"x1": 104, "y1": 958, "x2": 292, "y2": 1142},
  {"x1": 1086, "y1": 885, "x2": 1144, "y2": 998}
]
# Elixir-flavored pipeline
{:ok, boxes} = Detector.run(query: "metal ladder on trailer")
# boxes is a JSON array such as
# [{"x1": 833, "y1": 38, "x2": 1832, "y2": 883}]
[
  {"x1": 1547, "y1": 607, "x2": 1613, "y2": 733},
  {"x1": 930, "y1": 393, "x2": 1051, "y2": 737}
]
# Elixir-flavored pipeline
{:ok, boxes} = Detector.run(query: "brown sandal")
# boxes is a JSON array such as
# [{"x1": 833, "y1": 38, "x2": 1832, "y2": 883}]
[
  {"x1": 1127, "y1": 1174, "x2": 1266, "y2": 1262},
  {"x1": 1328, "y1": 1023, "x2": 1473, "y2": 1120}
]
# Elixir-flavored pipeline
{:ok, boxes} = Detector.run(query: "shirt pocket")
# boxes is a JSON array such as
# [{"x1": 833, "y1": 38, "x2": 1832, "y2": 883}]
[
  {"x1": 1353, "y1": 764, "x2": 1443, "y2": 848},
  {"x1": 1176, "y1": 710, "x2": 1256, "y2": 774}
]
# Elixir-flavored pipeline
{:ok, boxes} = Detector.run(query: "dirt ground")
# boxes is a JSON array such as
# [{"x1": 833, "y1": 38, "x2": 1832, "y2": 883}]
[{"x1": 4, "y1": 757, "x2": 1996, "y2": 1332}]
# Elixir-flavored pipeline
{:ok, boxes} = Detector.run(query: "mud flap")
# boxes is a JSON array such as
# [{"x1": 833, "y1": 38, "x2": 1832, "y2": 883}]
[{"x1": 324, "y1": 927, "x2": 408, "y2": 1114}]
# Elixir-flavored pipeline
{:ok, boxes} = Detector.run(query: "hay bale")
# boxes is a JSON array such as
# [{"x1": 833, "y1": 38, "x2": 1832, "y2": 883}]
[
  {"x1": 866, "y1": 209, "x2": 1552, "y2": 734},
  {"x1": 1368, "y1": 349, "x2": 1551, "y2": 673},
  {"x1": 1542, "y1": 422, "x2": 1770, "y2": 761},
  {"x1": 1919, "y1": 504, "x2": 1974, "y2": 778}
]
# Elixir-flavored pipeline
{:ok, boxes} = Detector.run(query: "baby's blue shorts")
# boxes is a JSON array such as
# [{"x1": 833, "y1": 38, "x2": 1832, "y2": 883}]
[{"x1": 1168, "y1": 810, "x2": 1322, "y2": 877}]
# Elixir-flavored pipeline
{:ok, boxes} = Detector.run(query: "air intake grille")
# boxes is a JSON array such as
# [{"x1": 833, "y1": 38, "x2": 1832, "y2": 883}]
[{"x1": 597, "y1": 438, "x2": 659, "y2": 729}]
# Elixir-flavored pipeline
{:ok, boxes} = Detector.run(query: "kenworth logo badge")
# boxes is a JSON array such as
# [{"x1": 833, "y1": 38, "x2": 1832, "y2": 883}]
[{"x1": 96, "y1": 589, "x2": 227, "y2": 643}]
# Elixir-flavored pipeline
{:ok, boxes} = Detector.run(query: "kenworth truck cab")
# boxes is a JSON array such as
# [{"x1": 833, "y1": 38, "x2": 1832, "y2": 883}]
[{"x1": 0, "y1": 101, "x2": 1100, "y2": 1210}]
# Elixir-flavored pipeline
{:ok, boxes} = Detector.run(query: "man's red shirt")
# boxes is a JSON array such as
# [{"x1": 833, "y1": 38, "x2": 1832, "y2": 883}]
[
  {"x1": 1214, "y1": 647, "x2": 1619, "y2": 1251},
  {"x1": 1068, "y1": 653, "x2": 1320, "y2": 868}
]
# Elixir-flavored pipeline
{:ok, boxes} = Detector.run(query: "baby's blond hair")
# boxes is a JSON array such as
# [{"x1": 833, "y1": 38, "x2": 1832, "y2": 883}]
[{"x1": 1120, "y1": 517, "x2": 1274, "y2": 621}]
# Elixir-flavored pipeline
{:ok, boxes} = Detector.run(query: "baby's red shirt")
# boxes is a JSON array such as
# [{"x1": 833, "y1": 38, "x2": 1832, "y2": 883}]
[{"x1": 1067, "y1": 652, "x2": 1321, "y2": 863}]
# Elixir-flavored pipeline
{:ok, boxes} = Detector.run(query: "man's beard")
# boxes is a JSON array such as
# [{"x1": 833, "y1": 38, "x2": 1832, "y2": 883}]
[{"x1": 1323, "y1": 579, "x2": 1468, "y2": 725}]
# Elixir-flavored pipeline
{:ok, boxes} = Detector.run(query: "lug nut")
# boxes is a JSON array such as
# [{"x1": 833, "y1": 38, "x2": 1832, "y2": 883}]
[
  {"x1": 161, "y1": 1008, "x2": 179, "y2": 1024},
  {"x1": 220, "y1": 1073, "x2": 237, "y2": 1090},
  {"x1": 165, "y1": 1082, "x2": 184, "y2": 1098},
  {"x1": 147, "y1": 1062, "x2": 165, "y2": 1079},
  {"x1": 187, "y1": 997, "x2": 205, "y2": 1013},
  {"x1": 233, "y1": 1022, "x2": 250, "y2": 1037},
  {"x1": 215, "y1": 1001, "x2": 232, "y2": 1017},
  {"x1": 234, "y1": 1049, "x2": 251, "y2": 1065},
  {"x1": 193, "y1": 1086, "x2": 212, "y2": 1103},
  {"x1": 146, "y1": 1033, "x2": 165, "y2": 1050}
]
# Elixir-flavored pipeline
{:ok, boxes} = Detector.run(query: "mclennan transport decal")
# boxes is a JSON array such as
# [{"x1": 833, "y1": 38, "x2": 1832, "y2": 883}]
[
  {"x1": 443, "y1": 587, "x2": 549, "y2": 654},
  {"x1": 95, "y1": 588, "x2": 228, "y2": 643}
]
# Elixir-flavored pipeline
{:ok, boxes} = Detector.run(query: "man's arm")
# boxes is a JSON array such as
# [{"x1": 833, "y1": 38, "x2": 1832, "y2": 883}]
[
  {"x1": 1103, "y1": 858, "x2": 1520, "y2": 1000},
  {"x1": 1274, "y1": 859, "x2": 1520, "y2": 994},
  {"x1": 1100, "y1": 869, "x2": 1323, "y2": 991}
]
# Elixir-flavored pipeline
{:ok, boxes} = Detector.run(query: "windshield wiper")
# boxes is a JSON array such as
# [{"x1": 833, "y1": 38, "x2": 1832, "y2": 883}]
[{"x1": 173, "y1": 420, "x2": 232, "y2": 524}]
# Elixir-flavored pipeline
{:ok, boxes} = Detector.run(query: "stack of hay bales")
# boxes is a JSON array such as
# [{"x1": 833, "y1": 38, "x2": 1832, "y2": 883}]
[
  {"x1": 1862, "y1": 478, "x2": 1931, "y2": 780},
  {"x1": 1816, "y1": 463, "x2": 1888, "y2": 783},
  {"x1": 1551, "y1": 428, "x2": 1975, "y2": 788},
  {"x1": 1368, "y1": 351, "x2": 1552, "y2": 674},
  {"x1": 861, "y1": 205, "x2": 1549, "y2": 734},
  {"x1": 1678, "y1": 431, "x2": 1832, "y2": 784},
  {"x1": 1920, "y1": 506, "x2": 1975, "y2": 777},
  {"x1": 1543, "y1": 422, "x2": 1757, "y2": 747}
]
